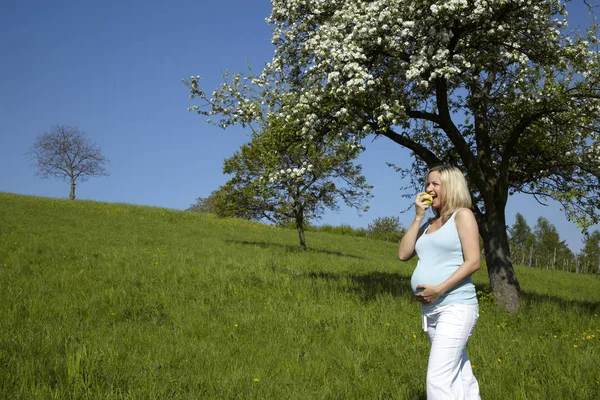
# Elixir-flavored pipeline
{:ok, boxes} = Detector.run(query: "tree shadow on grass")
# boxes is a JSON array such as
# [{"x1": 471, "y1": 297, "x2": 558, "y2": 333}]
[
  {"x1": 520, "y1": 291, "x2": 600, "y2": 314},
  {"x1": 225, "y1": 239, "x2": 365, "y2": 259},
  {"x1": 303, "y1": 270, "x2": 417, "y2": 302},
  {"x1": 468, "y1": 283, "x2": 600, "y2": 314},
  {"x1": 407, "y1": 390, "x2": 427, "y2": 400},
  {"x1": 304, "y1": 273, "x2": 600, "y2": 314},
  {"x1": 348, "y1": 271, "x2": 417, "y2": 301},
  {"x1": 297, "y1": 267, "x2": 600, "y2": 314}
]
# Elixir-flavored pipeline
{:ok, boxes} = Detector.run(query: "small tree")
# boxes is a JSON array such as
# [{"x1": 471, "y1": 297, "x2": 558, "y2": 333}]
[
  {"x1": 533, "y1": 216, "x2": 572, "y2": 270},
  {"x1": 30, "y1": 125, "x2": 109, "y2": 200},
  {"x1": 367, "y1": 216, "x2": 406, "y2": 242},
  {"x1": 508, "y1": 213, "x2": 535, "y2": 266},
  {"x1": 221, "y1": 122, "x2": 372, "y2": 250},
  {"x1": 186, "y1": 196, "x2": 214, "y2": 214}
]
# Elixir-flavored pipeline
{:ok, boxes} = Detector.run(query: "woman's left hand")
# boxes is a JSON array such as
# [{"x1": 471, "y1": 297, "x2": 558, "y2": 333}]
[{"x1": 415, "y1": 284, "x2": 443, "y2": 304}]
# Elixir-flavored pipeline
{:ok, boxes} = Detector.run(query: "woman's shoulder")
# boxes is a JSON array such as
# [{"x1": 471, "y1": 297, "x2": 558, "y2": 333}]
[
  {"x1": 454, "y1": 207, "x2": 474, "y2": 218},
  {"x1": 453, "y1": 208, "x2": 478, "y2": 230},
  {"x1": 449, "y1": 207, "x2": 473, "y2": 220}
]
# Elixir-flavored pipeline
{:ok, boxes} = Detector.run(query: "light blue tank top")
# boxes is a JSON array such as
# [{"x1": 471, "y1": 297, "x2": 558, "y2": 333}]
[{"x1": 411, "y1": 210, "x2": 477, "y2": 308}]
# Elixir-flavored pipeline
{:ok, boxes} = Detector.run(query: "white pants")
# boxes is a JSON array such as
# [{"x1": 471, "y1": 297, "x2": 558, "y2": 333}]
[{"x1": 423, "y1": 304, "x2": 480, "y2": 400}]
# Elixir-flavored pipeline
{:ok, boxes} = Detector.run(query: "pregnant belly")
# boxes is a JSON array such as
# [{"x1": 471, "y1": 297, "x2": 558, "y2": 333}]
[{"x1": 410, "y1": 265, "x2": 450, "y2": 293}]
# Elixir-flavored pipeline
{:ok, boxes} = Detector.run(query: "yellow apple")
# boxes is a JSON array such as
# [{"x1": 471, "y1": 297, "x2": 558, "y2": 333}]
[{"x1": 421, "y1": 193, "x2": 433, "y2": 205}]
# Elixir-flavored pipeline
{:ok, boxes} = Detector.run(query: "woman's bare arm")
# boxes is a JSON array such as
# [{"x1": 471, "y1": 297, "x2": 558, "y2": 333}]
[{"x1": 398, "y1": 193, "x2": 430, "y2": 261}]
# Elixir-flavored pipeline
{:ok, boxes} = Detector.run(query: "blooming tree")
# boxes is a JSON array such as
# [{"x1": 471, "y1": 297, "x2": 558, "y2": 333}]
[
  {"x1": 217, "y1": 119, "x2": 372, "y2": 250},
  {"x1": 186, "y1": 0, "x2": 600, "y2": 312}
]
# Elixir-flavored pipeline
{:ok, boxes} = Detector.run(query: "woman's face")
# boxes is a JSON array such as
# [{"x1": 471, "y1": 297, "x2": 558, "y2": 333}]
[{"x1": 425, "y1": 171, "x2": 443, "y2": 209}]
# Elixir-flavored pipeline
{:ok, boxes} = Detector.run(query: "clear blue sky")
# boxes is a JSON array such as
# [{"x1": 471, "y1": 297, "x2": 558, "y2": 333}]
[{"x1": 1, "y1": 0, "x2": 597, "y2": 252}]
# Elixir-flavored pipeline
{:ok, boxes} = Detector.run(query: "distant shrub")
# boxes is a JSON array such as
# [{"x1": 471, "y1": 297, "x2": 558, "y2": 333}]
[
  {"x1": 316, "y1": 224, "x2": 364, "y2": 236},
  {"x1": 366, "y1": 216, "x2": 406, "y2": 243},
  {"x1": 278, "y1": 219, "x2": 405, "y2": 243}
]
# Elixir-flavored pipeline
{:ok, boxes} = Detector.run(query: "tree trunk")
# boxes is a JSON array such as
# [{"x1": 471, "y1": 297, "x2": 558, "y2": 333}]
[
  {"x1": 480, "y1": 209, "x2": 521, "y2": 313},
  {"x1": 295, "y1": 214, "x2": 306, "y2": 250},
  {"x1": 69, "y1": 178, "x2": 76, "y2": 200},
  {"x1": 297, "y1": 225, "x2": 306, "y2": 250}
]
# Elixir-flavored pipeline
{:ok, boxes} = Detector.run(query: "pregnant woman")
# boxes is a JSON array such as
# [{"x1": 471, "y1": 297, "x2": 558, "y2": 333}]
[{"x1": 398, "y1": 165, "x2": 481, "y2": 400}]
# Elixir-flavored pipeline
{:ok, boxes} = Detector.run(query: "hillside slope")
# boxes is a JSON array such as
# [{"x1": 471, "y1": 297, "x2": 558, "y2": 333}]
[{"x1": 1, "y1": 192, "x2": 598, "y2": 399}]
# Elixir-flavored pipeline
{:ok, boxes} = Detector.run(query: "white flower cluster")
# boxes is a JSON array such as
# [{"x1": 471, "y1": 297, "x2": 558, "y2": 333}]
[
  {"x1": 374, "y1": 100, "x2": 406, "y2": 128},
  {"x1": 584, "y1": 137, "x2": 600, "y2": 165},
  {"x1": 184, "y1": 72, "x2": 271, "y2": 129},
  {"x1": 268, "y1": 162, "x2": 314, "y2": 183},
  {"x1": 186, "y1": 75, "x2": 202, "y2": 112}
]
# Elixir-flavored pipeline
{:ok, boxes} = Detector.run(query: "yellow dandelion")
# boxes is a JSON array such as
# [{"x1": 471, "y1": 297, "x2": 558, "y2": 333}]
[
  {"x1": 497, "y1": 358, "x2": 502, "y2": 363},
  {"x1": 385, "y1": 322, "x2": 390, "y2": 326},
  {"x1": 412, "y1": 333, "x2": 417, "y2": 339},
  {"x1": 253, "y1": 378, "x2": 260, "y2": 383}
]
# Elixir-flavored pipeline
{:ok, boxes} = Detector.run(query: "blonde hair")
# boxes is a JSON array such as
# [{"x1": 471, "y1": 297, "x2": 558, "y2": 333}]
[{"x1": 426, "y1": 165, "x2": 472, "y2": 221}]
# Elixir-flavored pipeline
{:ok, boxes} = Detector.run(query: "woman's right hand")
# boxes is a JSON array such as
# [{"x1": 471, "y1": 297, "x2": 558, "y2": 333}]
[{"x1": 415, "y1": 192, "x2": 431, "y2": 218}]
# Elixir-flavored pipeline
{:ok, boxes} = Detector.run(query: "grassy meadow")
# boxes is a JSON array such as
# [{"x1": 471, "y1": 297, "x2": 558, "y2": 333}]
[{"x1": 0, "y1": 192, "x2": 599, "y2": 399}]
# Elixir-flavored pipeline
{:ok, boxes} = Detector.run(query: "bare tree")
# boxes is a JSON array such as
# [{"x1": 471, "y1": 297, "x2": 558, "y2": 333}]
[{"x1": 30, "y1": 124, "x2": 109, "y2": 200}]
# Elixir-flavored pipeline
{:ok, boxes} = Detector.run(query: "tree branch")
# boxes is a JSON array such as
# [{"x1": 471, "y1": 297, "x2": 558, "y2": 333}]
[
  {"x1": 434, "y1": 78, "x2": 476, "y2": 168},
  {"x1": 372, "y1": 125, "x2": 441, "y2": 167}
]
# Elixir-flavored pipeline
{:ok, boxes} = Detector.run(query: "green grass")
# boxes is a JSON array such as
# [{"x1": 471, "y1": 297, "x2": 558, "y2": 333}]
[{"x1": 1, "y1": 192, "x2": 599, "y2": 399}]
